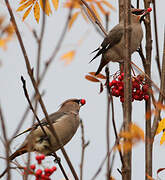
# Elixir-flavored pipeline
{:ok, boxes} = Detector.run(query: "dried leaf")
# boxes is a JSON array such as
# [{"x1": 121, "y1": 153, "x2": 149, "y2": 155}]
[
  {"x1": 39, "y1": 0, "x2": 52, "y2": 16},
  {"x1": 89, "y1": 72, "x2": 106, "y2": 79},
  {"x1": 17, "y1": 0, "x2": 34, "y2": 12},
  {"x1": 160, "y1": 131, "x2": 165, "y2": 145},
  {"x1": 96, "y1": 2, "x2": 106, "y2": 15},
  {"x1": 61, "y1": 50, "x2": 75, "y2": 65},
  {"x1": 85, "y1": 75, "x2": 100, "y2": 82},
  {"x1": 157, "y1": 168, "x2": 165, "y2": 175},
  {"x1": 68, "y1": 12, "x2": 80, "y2": 29},
  {"x1": 34, "y1": 1, "x2": 40, "y2": 23},
  {"x1": 99, "y1": 82, "x2": 104, "y2": 93},
  {"x1": 100, "y1": 0, "x2": 116, "y2": 11},
  {"x1": 52, "y1": 0, "x2": 59, "y2": 10},
  {"x1": 156, "y1": 118, "x2": 165, "y2": 135},
  {"x1": 22, "y1": 5, "x2": 33, "y2": 21}
]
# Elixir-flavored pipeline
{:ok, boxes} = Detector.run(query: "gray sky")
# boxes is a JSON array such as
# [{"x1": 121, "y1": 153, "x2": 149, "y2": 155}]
[{"x1": 0, "y1": 0, "x2": 165, "y2": 179}]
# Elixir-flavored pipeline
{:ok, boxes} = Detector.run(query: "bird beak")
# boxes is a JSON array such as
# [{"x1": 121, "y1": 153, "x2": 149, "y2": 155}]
[{"x1": 139, "y1": 8, "x2": 152, "y2": 22}]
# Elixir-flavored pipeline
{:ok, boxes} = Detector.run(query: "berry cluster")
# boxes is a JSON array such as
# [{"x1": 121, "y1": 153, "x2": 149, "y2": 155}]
[
  {"x1": 23, "y1": 154, "x2": 57, "y2": 180},
  {"x1": 109, "y1": 73, "x2": 150, "y2": 102}
]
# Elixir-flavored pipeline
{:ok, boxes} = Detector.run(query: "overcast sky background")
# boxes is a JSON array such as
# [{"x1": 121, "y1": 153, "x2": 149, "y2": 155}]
[{"x1": 0, "y1": 0, "x2": 165, "y2": 179}]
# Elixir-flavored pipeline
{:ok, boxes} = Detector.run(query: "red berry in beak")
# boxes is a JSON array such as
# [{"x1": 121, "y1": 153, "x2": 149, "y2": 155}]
[
  {"x1": 147, "y1": 8, "x2": 152, "y2": 12},
  {"x1": 80, "y1": 99, "x2": 86, "y2": 105}
]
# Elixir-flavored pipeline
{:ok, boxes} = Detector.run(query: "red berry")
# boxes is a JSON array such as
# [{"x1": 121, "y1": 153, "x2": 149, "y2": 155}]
[
  {"x1": 118, "y1": 86, "x2": 123, "y2": 91},
  {"x1": 120, "y1": 97, "x2": 124, "y2": 103},
  {"x1": 40, "y1": 154, "x2": 45, "y2": 160},
  {"x1": 51, "y1": 166, "x2": 57, "y2": 172},
  {"x1": 144, "y1": 95, "x2": 149, "y2": 101},
  {"x1": 121, "y1": 73, "x2": 124, "y2": 77},
  {"x1": 133, "y1": 82, "x2": 140, "y2": 90},
  {"x1": 80, "y1": 99, "x2": 86, "y2": 105},
  {"x1": 147, "y1": 7, "x2": 152, "y2": 12},
  {"x1": 38, "y1": 160, "x2": 42, "y2": 164},
  {"x1": 136, "y1": 90, "x2": 141, "y2": 95},
  {"x1": 111, "y1": 80, "x2": 117, "y2": 85},
  {"x1": 118, "y1": 75, "x2": 123, "y2": 81},
  {"x1": 30, "y1": 164, "x2": 36, "y2": 170},
  {"x1": 142, "y1": 85, "x2": 149, "y2": 93},
  {"x1": 35, "y1": 169, "x2": 42, "y2": 176},
  {"x1": 115, "y1": 90, "x2": 120, "y2": 97},
  {"x1": 109, "y1": 82, "x2": 113, "y2": 87},
  {"x1": 35, "y1": 155, "x2": 41, "y2": 161},
  {"x1": 134, "y1": 95, "x2": 139, "y2": 100}
]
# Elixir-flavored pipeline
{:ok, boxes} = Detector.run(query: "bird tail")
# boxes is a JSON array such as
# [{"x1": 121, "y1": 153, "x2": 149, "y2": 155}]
[
  {"x1": 89, "y1": 46, "x2": 103, "y2": 63},
  {"x1": 9, "y1": 146, "x2": 27, "y2": 161}
]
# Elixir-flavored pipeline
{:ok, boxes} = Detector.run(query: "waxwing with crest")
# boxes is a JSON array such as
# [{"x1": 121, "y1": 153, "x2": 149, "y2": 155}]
[
  {"x1": 0, "y1": 98, "x2": 86, "y2": 178},
  {"x1": 90, "y1": 7, "x2": 152, "y2": 75}
]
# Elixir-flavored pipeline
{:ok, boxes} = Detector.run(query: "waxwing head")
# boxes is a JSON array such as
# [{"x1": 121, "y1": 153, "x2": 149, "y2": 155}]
[
  {"x1": 58, "y1": 98, "x2": 86, "y2": 112},
  {"x1": 131, "y1": 7, "x2": 152, "y2": 23}
]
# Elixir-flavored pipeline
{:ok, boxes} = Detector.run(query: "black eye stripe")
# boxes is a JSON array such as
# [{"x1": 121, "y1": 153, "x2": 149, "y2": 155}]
[{"x1": 132, "y1": 10, "x2": 145, "y2": 15}]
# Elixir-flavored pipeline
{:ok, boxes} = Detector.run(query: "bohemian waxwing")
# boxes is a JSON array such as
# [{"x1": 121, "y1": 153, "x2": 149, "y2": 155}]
[
  {"x1": 90, "y1": 8, "x2": 152, "y2": 75},
  {"x1": 0, "y1": 98, "x2": 86, "y2": 178},
  {"x1": 9, "y1": 98, "x2": 86, "y2": 160}
]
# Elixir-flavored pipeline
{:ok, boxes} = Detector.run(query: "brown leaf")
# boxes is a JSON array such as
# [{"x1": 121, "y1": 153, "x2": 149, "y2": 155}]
[
  {"x1": 85, "y1": 75, "x2": 100, "y2": 82},
  {"x1": 157, "y1": 168, "x2": 165, "y2": 175},
  {"x1": 89, "y1": 72, "x2": 106, "y2": 79}
]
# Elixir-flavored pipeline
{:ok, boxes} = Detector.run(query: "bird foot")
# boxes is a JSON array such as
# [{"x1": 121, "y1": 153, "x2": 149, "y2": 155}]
[{"x1": 54, "y1": 156, "x2": 61, "y2": 164}]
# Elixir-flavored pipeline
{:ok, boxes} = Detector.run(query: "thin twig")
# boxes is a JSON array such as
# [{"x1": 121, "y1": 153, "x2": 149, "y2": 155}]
[
  {"x1": 151, "y1": 29, "x2": 165, "y2": 139},
  {"x1": 0, "y1": 104, "x2": 10, "y2": 179},
  {"x1": 80, "y1": 120, "x2": 89, "y2": 180},
  {"x1": 152, "y1": 0, "x2": 161, "y2": 78},
  {"x1": 79, "y1": 0, "x2": 107, "y2": 36}
]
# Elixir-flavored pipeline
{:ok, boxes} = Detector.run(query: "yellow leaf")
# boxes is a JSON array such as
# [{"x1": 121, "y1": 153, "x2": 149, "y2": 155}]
[
  {"x1": 100, "y1": 0, "x2": 116, "y2": 11},
  {"x1": 39, "y1": 0, "x2": 52, "y2": 16},
  {"x1": 87, "y1": 4, "x2": 101, "y2": 21},
  {"x1": 156, "y1": 118, "x2": 165, "y2": 135},
  {"x1": 52, "y1": 0, "x2": 59, "y2": 10},
  {"x1": 96, "y1": 2, "x2": 106, "y2": 15},
  {"x1": 22, "y1": 5, "x2": 33, "y2": 21},
  {"x1": 0, "y1": 39, "x2": 7, "y2": 50},
  {"x1": 19, "y1": 0, "x2": 28, "y2": 4},
  {"x1": 61, "y1": 50, "x2": 75, "y2": 65},
  {"x1": 64, "y1": 1, "x2": 80, "y2": 9},
  {"x1": 81, "y1": 9, "x2": 89, "y2": 23},
  {"x1": 160, "y1": 131, "x2": 165, "y2": 145},
  {"x1": 130, "y1": 123, "x2": 144, "y2": 140},
  {"x1": 17, "y1": 0, "x2": 34, "y2": 12},
  {"x1": 34, "y1": 1, "x2": 40, "y2": 23},
  {"x1": 68, "y1": 12, "x2": 80, "y2": 29}
]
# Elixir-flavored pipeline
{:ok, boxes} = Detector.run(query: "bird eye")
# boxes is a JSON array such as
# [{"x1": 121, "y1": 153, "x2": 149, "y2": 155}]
[{"x1": 80, "y1": 99, "x2": 86, "y2": 105}]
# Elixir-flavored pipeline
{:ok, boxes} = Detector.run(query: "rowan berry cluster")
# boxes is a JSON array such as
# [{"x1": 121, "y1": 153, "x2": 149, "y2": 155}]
[
  {"x1": 23, "y1": 154, "x2": 57, "y2": 180},
  {"x1": 109, "y1": 73, "x2": 150, "y2": 102}
]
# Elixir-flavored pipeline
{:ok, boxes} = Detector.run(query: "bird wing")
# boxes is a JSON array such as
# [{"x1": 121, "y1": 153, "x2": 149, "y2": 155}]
[
  {"x1": 13, "y1": 112, "x2": 67, "y2": 138},
  {"x1": 90, "y1": 25, "x2": 124, "y2": 63}
]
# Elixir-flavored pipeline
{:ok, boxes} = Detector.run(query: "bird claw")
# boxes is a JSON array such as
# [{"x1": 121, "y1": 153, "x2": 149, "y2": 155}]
[{"x1": 54, "y1": 156, "x2": 61, "y2": 163}]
